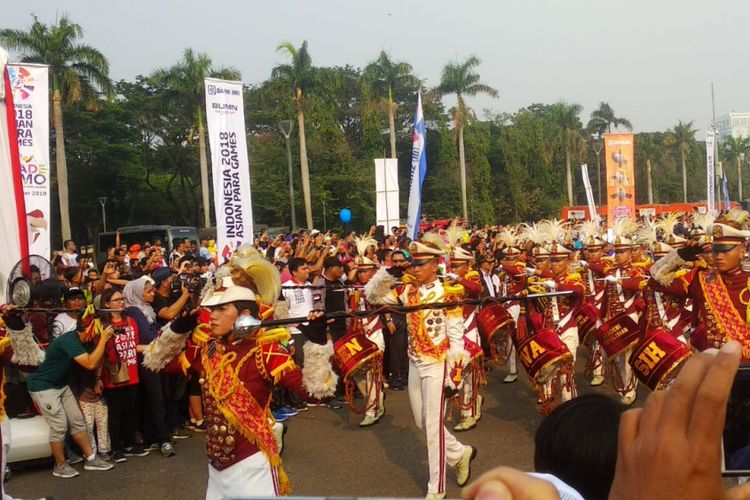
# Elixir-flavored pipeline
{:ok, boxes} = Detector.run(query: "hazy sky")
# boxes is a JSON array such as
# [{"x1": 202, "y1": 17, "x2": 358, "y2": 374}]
[{"x1": 4, "y1": 0, "x2": 749, "y2": 132}]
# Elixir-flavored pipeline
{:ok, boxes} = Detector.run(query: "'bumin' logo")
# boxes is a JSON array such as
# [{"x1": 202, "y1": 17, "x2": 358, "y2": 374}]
[{"x1": 212, "y1": 102, "x2": 238, "y2": 113}]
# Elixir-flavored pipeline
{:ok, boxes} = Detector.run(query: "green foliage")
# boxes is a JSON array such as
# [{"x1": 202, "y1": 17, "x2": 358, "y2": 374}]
[{"x1": 2, "y1": 15, "x2": 726, "y2": 243}]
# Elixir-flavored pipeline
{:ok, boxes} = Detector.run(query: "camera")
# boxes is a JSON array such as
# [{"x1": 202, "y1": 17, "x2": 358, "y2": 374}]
[
  {"x1": 170, "y1": 272, "x2": 207, "y2": 295},
  {"x1": 113, "y1": 326, "x2": 126, "y2": 336}
]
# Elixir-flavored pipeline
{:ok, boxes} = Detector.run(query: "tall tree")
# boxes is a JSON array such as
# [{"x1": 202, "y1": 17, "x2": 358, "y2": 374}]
[
  {"x1": 551, "y1": 102, "x2": 584, "y2": 205},
  {"x1": 273, "y1": 40, "x2": 318, "y2": 229},
  {"x1": 151, "y1": 48, "x2": 239, "y2": 229},
  {"x1": 722, "y1": 135, "x2": 750, "y2": 201},
  {"x1": 665, "y1": 120, "x2": 697, "y2": 202},
  {"x1": 637, "y1": 134, "x2": 662, "y2": 204},
  {"x1": 363, "y1": 50, "x2": 420, "y2": 159},
  {"x1": 587, "y1": 102, "x2": 633, "y2": 136},
  {"x1": 439, "y1": 56, "x2": 498, "y2": 221},
  {"x1": 1, "y1": 14, "x2": 113, "y2": 242}
]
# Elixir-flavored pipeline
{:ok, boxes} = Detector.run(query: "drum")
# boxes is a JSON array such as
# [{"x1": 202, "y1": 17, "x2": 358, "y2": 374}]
[
  {"x1": 333, "y1": 330, "x2": 382, "y2": 383},
  {"x1": 594, "y1": 313, "x2": 640, "y2": 358},
  {"x1": 630, "y1": 328, "x2": 692, "y2": 390},
  {"x1": 573, "y1": 302, "x2": 600, "y2": 346},
  {"x1": 513, "y1": 327, "x2": 573, "y2": 384},
  {"x1": 477, "y1": 303, "x2": 515, "y2": 352}
]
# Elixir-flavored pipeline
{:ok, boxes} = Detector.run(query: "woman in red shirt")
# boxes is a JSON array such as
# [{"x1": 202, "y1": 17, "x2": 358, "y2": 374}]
[{"x1": 98, "y1": 288, "x2": 148, "y2": 463}]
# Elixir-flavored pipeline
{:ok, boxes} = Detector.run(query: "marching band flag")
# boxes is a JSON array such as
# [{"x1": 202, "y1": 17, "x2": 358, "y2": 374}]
[{"x1": 406, "y1": 91, "x2": 427, "y2": 240}]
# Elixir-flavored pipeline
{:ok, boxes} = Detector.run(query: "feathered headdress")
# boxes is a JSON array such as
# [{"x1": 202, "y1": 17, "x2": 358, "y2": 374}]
[
  {"x1": 519, "y1": 222, "x2": 545, "y2": 246},
  {"x1": 692, "y1": 212, "x2": 715, "y2": 235},
  {"x1": 421, "y1": 231, "x2": 447, "y2": 251},
  {"x1": 229, "y1": 247, "x2": 281, "y2": 306},
  {"x1": 445, "y1": 218, "x2": 465, "y2": 251},
  {"x1": 579, "y1": 217, "x2": 602, "y2": 239},
  {"x1": 540, "y1": 218, "x2": 568, "y2": 246},
  {"x1": 608, "y1": 218, "x2": 638, "y2": 246},
  {"x1": 355, "y1": 235, "x2": 377, "y2": 258},
  {"x1": 655, "y1": 212, "x2": 681, "y2": 239},
  {"x1": 716, "y1": 208, "x2": 750, "y2": 230}
]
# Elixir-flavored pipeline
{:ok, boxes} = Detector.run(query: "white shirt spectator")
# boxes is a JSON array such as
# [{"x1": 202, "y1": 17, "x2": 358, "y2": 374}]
[
  {"x1": 51, "y1": 313, "x2": 78, "y2": 340},
  {"x1": 281, "y1": 278, "x2": 313, "y2": 335}
]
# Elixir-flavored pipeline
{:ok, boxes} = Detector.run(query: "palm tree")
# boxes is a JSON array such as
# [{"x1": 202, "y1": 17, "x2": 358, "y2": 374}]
[
  {"x1": 273, "y1": 41, "x2": 318, "y2": 229},
  {"x1": 363, "y1": 51, "x2": 420, "y2": 159},
  {"x1": 151, "y1": 49, "x2": 239, "y2": 229},
  {"x1": 664, "y1": 121, "x2": 697, "y2": 202},
  {"x1": 438, "y1": 56, "x2": 498, "y2": 221},
  {"x1": 1, "y1": 15, "x2": 113, "y2": 241},
  {"x1": 551, "y1": 102, "x2": 584, "y2": 205},
  {"x1": 722, "y1": 135, "x2": 750, "y2": 200},
  {"x1": 587, "y1": 102, "x2": 632, "y2": 136}
]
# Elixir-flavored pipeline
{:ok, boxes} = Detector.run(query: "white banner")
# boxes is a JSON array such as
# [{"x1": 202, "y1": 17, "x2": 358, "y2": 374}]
[
  {"x1": 205, "y1": 78, "x2": 253, "y2": 263},
  {"x1": 374, "y1": 158, "x2": 400, "y2": 235},
  {"x1": 580, "y1": 163, "x2": 597, "y2": 219},
  {"x1": 8, "y1": 64, "x2": 50, "y2": 257},
  {"x1": 706, "y1": 128, "x2": 716, "y2": 215}
]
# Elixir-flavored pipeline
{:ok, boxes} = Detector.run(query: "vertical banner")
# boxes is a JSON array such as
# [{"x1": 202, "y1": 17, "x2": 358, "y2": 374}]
[
  {"x1": 706, "y1": 128, "x2": 716, "y2": 215},
  {"x1": 7, "y1": 64, "x2": 50, "y2": 257},
  {"x1": 580, "y1": 163, "x2": 597, "y2": 219},
  {"x1": 406, "y1": 91, "x2": 427, "y2": 240},
  {"x1": 204, "y1": 78, "x2": 253, "y2": 263},
  {"x1": 604, "y1": 133, "x2": 635, "y2": 225},
  {"x1": 374, "y1": 158, "x2": 400, "y2": 234}
]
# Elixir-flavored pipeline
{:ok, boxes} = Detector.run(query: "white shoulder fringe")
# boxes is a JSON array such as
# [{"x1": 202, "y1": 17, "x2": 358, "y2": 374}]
[
  {"x1": 142, "y1": 325, "x2": 188, "y2": 372},
  {"x1": 364, "y1": 268, "x2": 397, "y2": 304},
  {"x1": 9, "y1": 324, "x2": 45, "y2": 366},
  {"x1": 302, "y1": 340, "x2": 338, "y2": 400},
  {"x1": 650, "y1": 249, "x2": 686, "y2": 288}
]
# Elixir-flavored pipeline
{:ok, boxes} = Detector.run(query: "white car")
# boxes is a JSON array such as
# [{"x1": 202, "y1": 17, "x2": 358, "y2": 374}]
[{"x1": 7, "y1": 415, "x2": 51, "y2": 463}]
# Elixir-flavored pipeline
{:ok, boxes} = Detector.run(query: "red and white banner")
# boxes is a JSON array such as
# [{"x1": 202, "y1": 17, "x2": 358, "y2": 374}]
[
  {"x1": 7, "y1": 63, "x2": 50, "y2": 258},
  {"x1": 0, "y1": 50, "x2": 30, "y2": 299},
  {"x1": 204, "y1": 78, "x2": 253, "y2": 262}
]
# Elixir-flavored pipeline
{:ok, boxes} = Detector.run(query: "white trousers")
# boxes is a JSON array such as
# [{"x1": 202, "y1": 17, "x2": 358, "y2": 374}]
[
  {"x1": 354, "y1": 370, "x2": 380, "y2": 418},
  {"x1": 206, "y1": 451, "x2": 278, "y2": 500},
  {"x1": 542, "y1": 327, "x2": 579, "y2": 403},
  {"x1": 506, "y1": 304, "x2": 520, "y2": 374},
  {"x1": 613, "y1": 347, "x2": 637, "y2": 400},
  {"x1": 408, "y1": 360, "x2": 466, "y2": 495}
]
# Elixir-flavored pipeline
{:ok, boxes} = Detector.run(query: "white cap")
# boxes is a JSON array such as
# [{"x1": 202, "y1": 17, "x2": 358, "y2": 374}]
[{"x1": 201, "y1": 277, "x2": 256, "y2": 307}]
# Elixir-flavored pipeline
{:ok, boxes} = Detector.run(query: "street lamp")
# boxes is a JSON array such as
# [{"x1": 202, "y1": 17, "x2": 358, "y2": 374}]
[
  {"x1": 278, "y1": 120, "x2": 296, "y2": 231},
  {"x1": 98, "y1": 197, "x2": 108, "y2": 232},
  {"x1": 740, "y1": 152, "x2": 746, "y2": 202},
  {"x1": 592, "y1": 139, "x2": 603, "y2": 207}
]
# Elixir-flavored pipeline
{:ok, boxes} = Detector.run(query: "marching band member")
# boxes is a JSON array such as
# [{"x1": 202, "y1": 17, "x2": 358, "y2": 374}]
[
  {"x1": 497, "y1": 228, "x2": 526, "y2": 383},
  {"x1": 143, "y1": 252, "x2": 334, "y2": 499},
  {"x1": 348, "y1": 236, "x2": 385, "y2": 427},
  {"x1": 578, "y1": 219, "x2": 608, "y2": 386},
  {"x1": 650, "y1": 209, "x2": 750, "y2": 358},
  {"x1": 600, "y1": 219, "x2": 647, "y2": 405},
  {"x1": 365, "y1": 239, "x2": 477, "y2": 500},
  {"x1": 446, "y1": 245, "x2": 484, "y2": 432}
]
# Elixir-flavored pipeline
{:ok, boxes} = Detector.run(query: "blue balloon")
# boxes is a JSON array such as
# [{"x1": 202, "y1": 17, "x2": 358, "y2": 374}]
[{"x1": 339, "y1": 208, "x2": 352, "y2": 224}]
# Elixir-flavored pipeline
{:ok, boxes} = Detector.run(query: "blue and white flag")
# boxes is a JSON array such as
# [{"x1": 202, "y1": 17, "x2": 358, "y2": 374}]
[
  {"x1": 406, "y1": 92, "x2": 427, "y2": 240},
  {"x1": 722, "y1": 168, "x2": 730, "y2": 210}
]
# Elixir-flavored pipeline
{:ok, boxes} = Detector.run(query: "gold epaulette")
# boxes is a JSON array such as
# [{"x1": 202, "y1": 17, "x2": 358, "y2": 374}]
[
  {"x1": 256, "y1": 327, "x2": 292, "y2": 346},
  {"x1": 514, "y1": 261, "x2": 526, "y2": 267},
  {"x1": 602, "y1": 256, "x2": 615, "y2": 263},
  {"x1": 191, "y1": 324, "x2": 212, "y2": 348},
  {"x1": 402, "y1": 273, "x2": 417, "y2": 284},
  {"x1": 632, "y1": 260, "x2": 651, "y2": 269},
  {"x1": 443, "y1": 284, "x2": 465, "y2": 301},
  {"x1": 674, "y1": 269, "x2": 689, "y2": 279},
  {"x1": 465, "y1": 270, "x2": 480, "y2": 281},
  {"x1": 565, "y1": 273, "x2": 582, "y2": 282}
]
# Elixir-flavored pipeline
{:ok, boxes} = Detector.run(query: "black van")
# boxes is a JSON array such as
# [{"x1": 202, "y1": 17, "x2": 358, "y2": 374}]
[{"x1": 95, "y1": 225, "x2": 199, "y2": 266}]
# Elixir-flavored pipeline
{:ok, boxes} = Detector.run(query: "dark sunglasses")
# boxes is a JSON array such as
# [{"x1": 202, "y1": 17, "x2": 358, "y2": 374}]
[
  {"x1": 535, "y1": 257, "x2": 549, "y2": 263},
  {"x1": 614, "y1": 249, "x2": 630, "y2": 254},
  {"x1": 550, "y1": 257, "x2": 567, "y2": 263}
]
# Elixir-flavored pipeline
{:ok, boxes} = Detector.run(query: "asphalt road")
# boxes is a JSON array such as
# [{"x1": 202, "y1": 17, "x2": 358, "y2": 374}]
[{"x1": 6, "y1": 356, "x2": 638, "y2": 500}]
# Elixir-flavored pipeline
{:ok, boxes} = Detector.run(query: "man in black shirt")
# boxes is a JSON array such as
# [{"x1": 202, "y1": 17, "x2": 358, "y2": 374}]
[{"x1": 312, "y1": 257, "x2": 348, "y2": 342}]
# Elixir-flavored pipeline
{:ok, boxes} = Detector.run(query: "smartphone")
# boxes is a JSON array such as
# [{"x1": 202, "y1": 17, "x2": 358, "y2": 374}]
[{"x1": 722, "y1": 364, "x2": 750, "y2": 476}]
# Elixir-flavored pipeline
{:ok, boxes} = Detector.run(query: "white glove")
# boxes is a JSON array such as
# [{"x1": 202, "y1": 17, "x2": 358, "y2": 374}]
[
  {"x1": 543, "y1": 280, "x2": 557, "y2": 290},
  {"x1": 525, "y1": 267, "x2": 537, "y2": 277},
  {"x1": 578, "y1": 260, "x2": 588, "y2": 268},
  {"x1": 604, "y1": 275, "x2": 618, "y2": 283},
  {"x1": 445, "y1": 272, "x2": 459, "y2": 282}
]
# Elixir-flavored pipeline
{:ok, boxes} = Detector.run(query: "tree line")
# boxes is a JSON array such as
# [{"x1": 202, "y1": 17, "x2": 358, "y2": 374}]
[{"x1": 3, "y1": 15, "x2": 749, "y2": 245}]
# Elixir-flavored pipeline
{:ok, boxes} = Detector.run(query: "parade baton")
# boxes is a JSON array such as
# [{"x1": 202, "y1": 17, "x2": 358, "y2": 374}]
[{"x1": 234, "y1": 290, "x2": 573, "y2": 335}]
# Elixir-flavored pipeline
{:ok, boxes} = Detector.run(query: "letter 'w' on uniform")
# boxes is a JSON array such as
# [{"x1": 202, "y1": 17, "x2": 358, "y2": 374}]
[
  {"x1": 406, "y1": 91, "x2": 427, "y2": 240},
  {"x1": 204, "y1": 77, "x2": 254, "y2": 262}
]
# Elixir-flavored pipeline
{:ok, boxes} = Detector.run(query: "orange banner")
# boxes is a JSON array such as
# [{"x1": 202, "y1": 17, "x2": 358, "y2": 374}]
[{"x1": 604, "y1": 133, "x2": 635, "y2": 225}]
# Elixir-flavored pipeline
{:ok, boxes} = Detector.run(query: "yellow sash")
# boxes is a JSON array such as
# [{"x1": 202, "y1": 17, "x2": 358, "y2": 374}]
[{"x1": 699, "y1": 272, "x2": 750, "y2": 359}]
